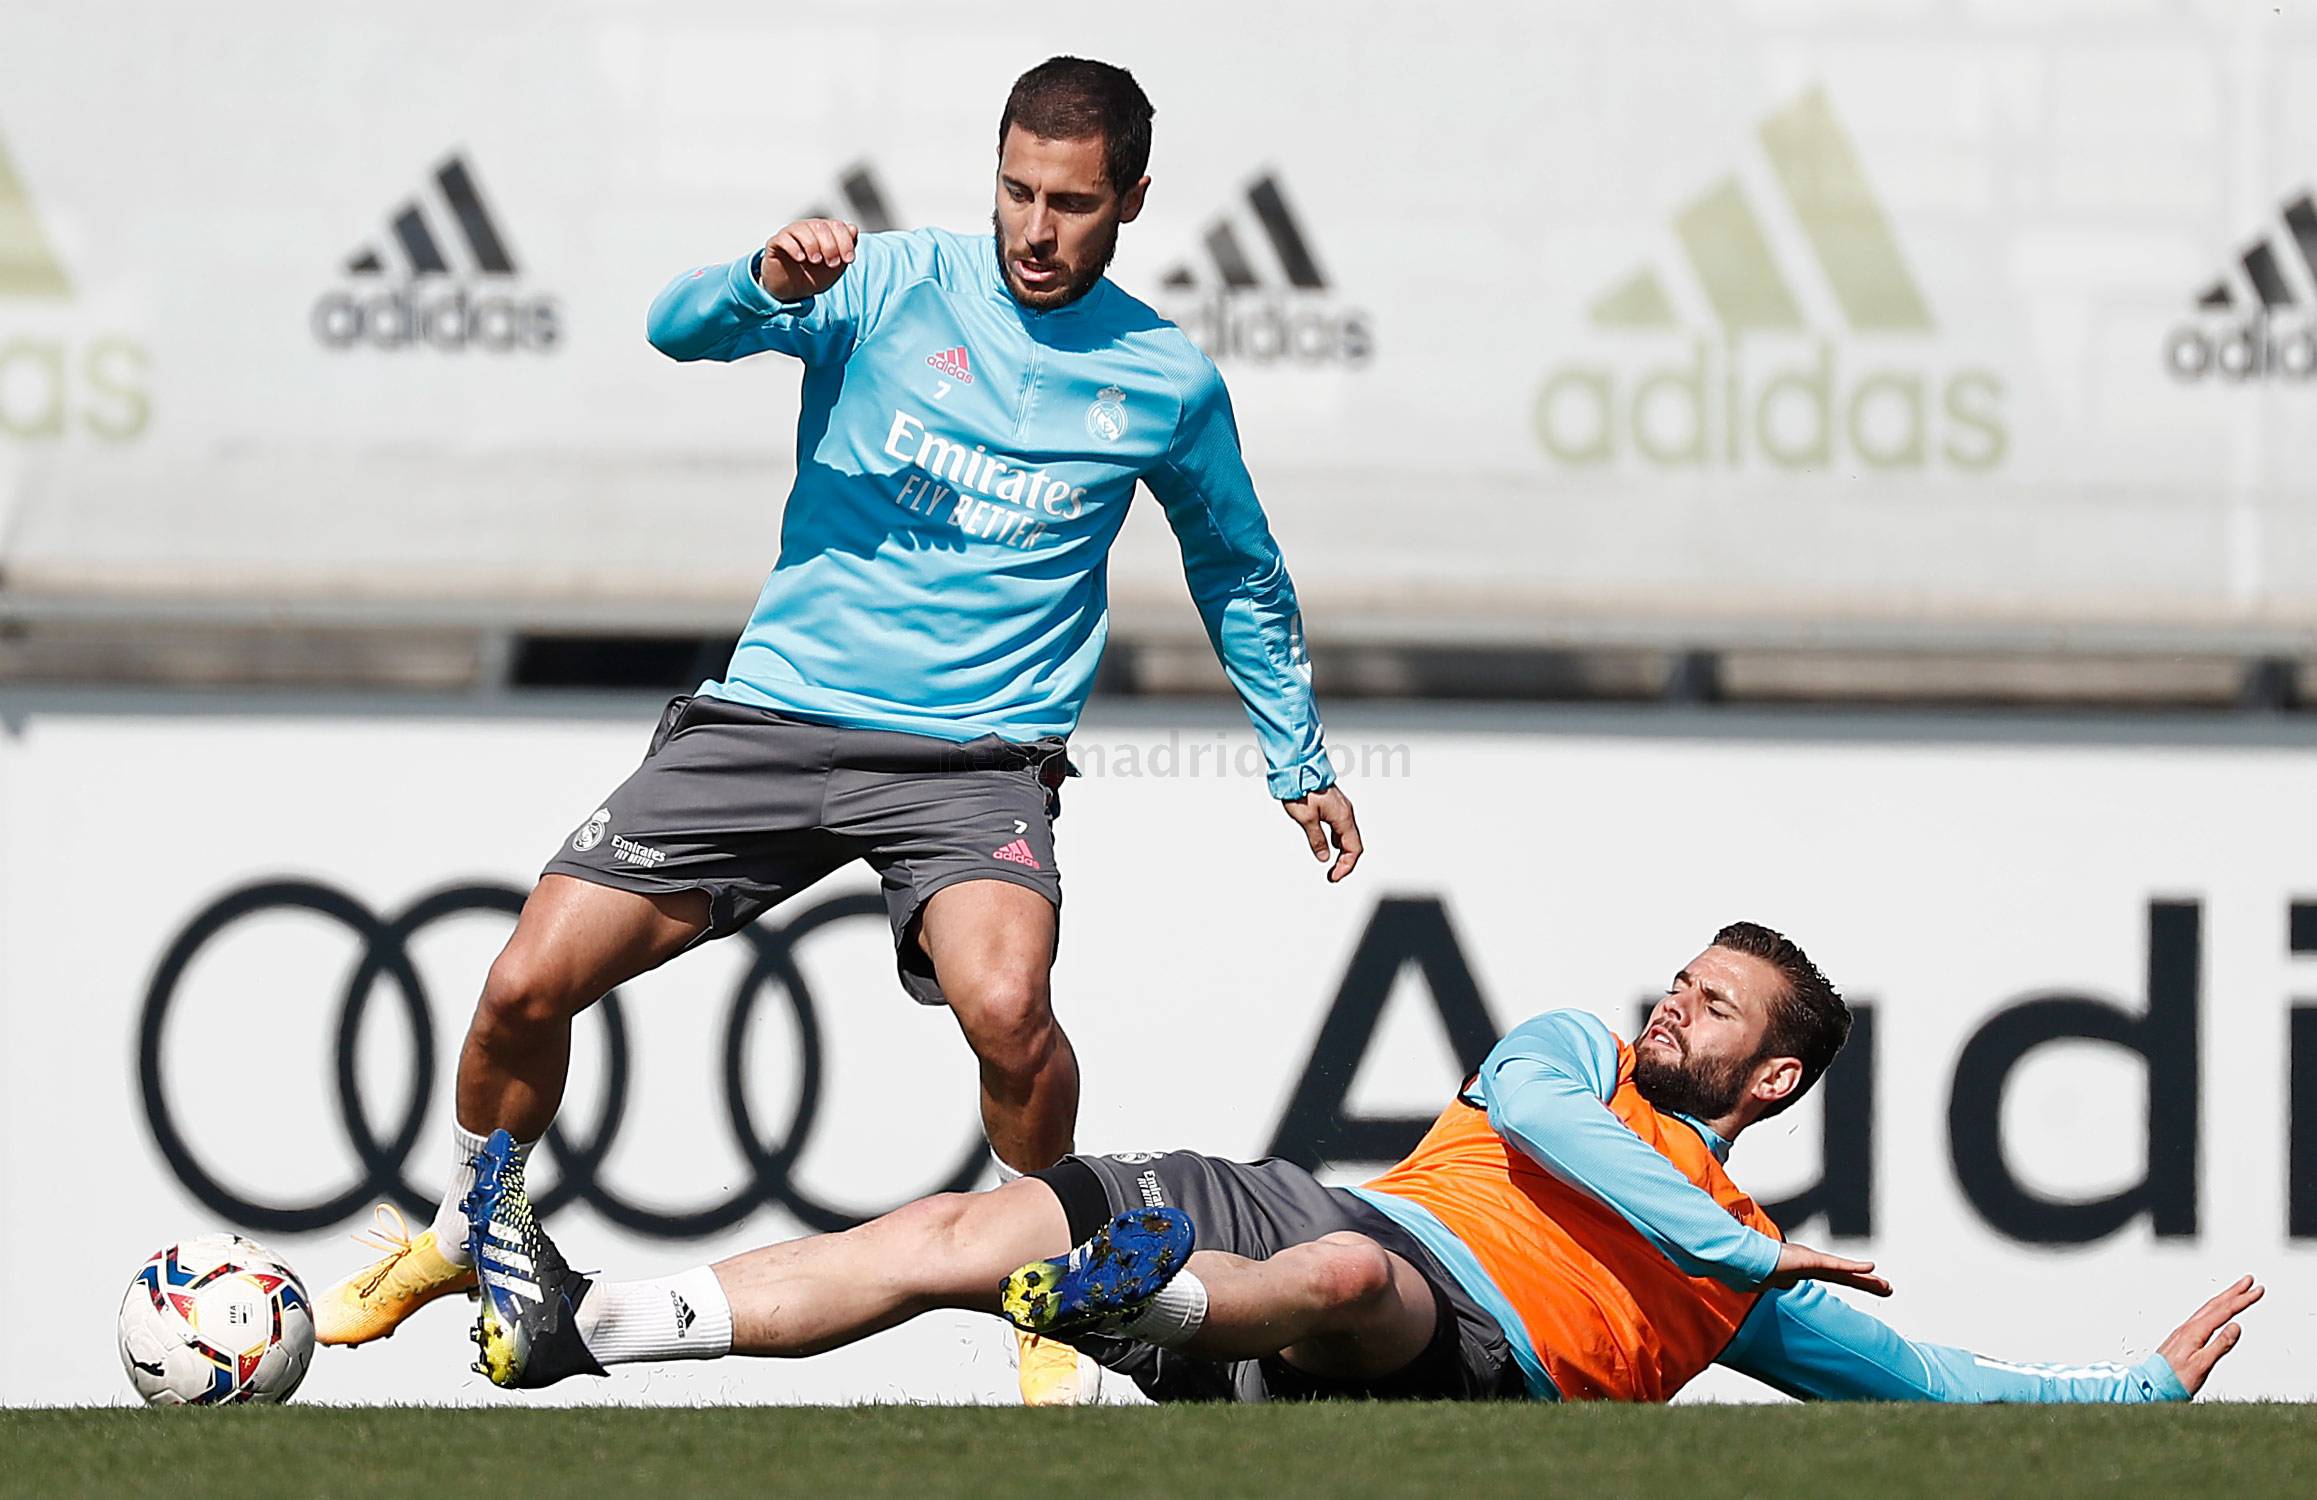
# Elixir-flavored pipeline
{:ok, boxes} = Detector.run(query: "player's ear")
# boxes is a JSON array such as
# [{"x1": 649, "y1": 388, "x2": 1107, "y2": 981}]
[
  {"x1": 1119, "y1": 176, "x2": 1150, "y2": 225},
  {"x1": 1752, "y1": 1054, "x2": 1803, "y2": 1109}
]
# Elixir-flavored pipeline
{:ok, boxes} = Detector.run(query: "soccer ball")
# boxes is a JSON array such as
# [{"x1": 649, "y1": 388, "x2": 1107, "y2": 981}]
[{"x1": 117, "y1": 1234, "x2": 316, "y2": 1405}]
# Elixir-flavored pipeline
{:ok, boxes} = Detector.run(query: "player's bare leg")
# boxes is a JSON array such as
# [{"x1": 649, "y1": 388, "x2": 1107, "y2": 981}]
[
  {"x1": 1003, "y1": 1215, "x2": 1437, "y2": 1379},
  {"x1": 1167, "y1": 1235, "x2": 1438, "y2": 1378},
  {"x1": 456, "y1": 875, "x2": 709, "y2": 1139},
  {"x1": 713, "y1": 1180, "x2": 1077, "y2": 1356},
  {"x1": 917, "y1": 879, "x2": 1077, "y2": 1173},
  {"x1": 913, "y1": 878, "x2": 1085, "y2": 1400},
  {"x1": 474, "y1": 1177, "x2": 1440, "y2": 1394},
  {"x1": 532, "y1": 1187, "x2": 1410, "y2": 1372},
  {"x1": 313, "y1": 875, "x2": 706, "y2": 1346}
]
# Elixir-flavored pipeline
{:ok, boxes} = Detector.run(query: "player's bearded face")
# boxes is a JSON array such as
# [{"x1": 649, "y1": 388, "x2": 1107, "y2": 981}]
[
  {"x1": 991, "y1": 126, "x2": 1144, "y2": 309},
  {"x1": 1632, "y1": 1032, "x2": 1760, "y2": 1121},
  {"x1": 1632, "y1": 947, "x2": 1783, "y2": 1122}
]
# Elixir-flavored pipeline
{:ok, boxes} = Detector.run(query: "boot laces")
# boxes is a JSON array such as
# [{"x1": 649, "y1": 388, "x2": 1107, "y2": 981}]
[{"x1": 348, "y1": 1203, "x2": 420, "y2": 1296}]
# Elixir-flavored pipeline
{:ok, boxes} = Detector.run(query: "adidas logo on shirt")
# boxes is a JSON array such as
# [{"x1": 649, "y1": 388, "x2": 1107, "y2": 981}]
[
  {"x1": 1150, "y1": 173, "x2": 1372, "y2": 367},
  {"x1": 1536, "y1": 86, "x2": 2006, "y2": 473},
  {"x1": 310, "y1": 152, "x2": 560, "y2": 354},
  {"x1": 2167, "y1": 187, "x2": 2317, "y2": 382},
  {"x1": 926, "y1": 345, "x2": 973, "y2": 382}
]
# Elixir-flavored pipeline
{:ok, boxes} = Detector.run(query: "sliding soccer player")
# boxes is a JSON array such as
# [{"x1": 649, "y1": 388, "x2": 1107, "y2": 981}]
[
  {"x1": 313, "y1": 54, "x2": 1361, "y2": 1407},
  {"x1": 460, "y1": 920, "x2": 2261, "y2": 1404}
]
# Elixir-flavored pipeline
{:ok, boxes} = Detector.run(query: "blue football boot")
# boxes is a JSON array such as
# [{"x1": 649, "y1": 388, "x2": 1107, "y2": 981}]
[
  {"x1": 1001, "y1": 1206, "x2": 1196, "y2": 1338},
  {"x1": 462, "y1": 1129, "x2": 605, "y2": 1389}
]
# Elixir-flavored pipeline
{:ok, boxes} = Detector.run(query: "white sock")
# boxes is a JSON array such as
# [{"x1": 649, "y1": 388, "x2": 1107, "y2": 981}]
[
  {"x1": 1110, "y1": 1270, "x2": 1207, "y2": 1348},
  {"x1": 577, "y1": 1266, "x2": 735, "y2": 1366},
  {"x1": 431, "y1": 1123, "x2": 531, "y2": 1268},
  {"x1": 990, "y1": 1149, "x2": 1024, "y2": 1185}
]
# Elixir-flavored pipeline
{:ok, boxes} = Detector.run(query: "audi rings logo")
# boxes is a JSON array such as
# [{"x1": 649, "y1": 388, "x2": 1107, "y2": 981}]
[{"x1": 137, "y1": 881, "x2": 985, "y2": 1240}]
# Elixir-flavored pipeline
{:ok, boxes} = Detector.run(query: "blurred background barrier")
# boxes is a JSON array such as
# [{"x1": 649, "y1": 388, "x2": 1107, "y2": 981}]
[
  {"x1": 6, "y1": 3, "x2": 2317, "y2": 702},
  {"x1": 3, "y1": 696, "x2": 2313, "y2": 1403}
]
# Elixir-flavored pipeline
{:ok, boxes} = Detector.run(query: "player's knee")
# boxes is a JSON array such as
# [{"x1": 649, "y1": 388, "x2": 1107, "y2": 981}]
[
  {"x1": 951, "y1": 973, "x2": 1057, "y2": 1074},
  {"x1": 877, "y1": 1191, "x2": 978, "y2": 1261},
  {"x1": 1306, "y1": 1235, "x2": 1397, "y2": 1312},
  {"x1": 474, "y1": 947, "x2": 585, "y2": 1042}
]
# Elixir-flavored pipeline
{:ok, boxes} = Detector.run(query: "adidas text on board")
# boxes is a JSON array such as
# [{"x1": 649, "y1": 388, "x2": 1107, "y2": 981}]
[
  {"x1": 310, "y1": 153, "x2": 560, "y2": 355},
  {"x1": 1536, "y1": 339, "x2": 2005, "y2": 471},
  {"x1": 1537, "y1": 87, "x2": 2006, "y2": 472}
]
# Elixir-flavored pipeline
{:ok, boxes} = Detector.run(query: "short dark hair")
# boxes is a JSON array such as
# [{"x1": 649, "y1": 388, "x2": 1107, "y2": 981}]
[
  {"x1": 997, "y1": 56, "x2": 1155, "y2": 197},
  {"x1": 1713, "y1": 921, "x2": 1849, "y2": 1119}
]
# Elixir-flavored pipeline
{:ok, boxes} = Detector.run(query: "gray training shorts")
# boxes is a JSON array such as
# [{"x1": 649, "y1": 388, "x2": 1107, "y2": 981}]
[
  {"x1": 1031, "y1": 1150, "x2": 1525, "y2": 1403},
  {"x1": 542, "y1": 693, "x2": 1070, "y2": 1005}
]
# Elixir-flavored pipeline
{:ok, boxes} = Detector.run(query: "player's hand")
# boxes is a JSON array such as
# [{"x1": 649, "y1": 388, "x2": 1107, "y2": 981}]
[
  {"x1": 2156, "y1": 1274, "x2": 2263, "y2": 1397},
  {"x1": 1767, "y1": 1241, "x2": 1891, "y2": 1297},
  {"x1": 1284, "y1": 785, "x2": 1363, "y2": 883},
  {"x1": 758, "y1": 219, "x2": 859, "y2": 301}
]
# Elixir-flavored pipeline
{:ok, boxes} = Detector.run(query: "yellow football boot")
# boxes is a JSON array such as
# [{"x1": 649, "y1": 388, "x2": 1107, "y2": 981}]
[
  {"x1": 313, "y1": 1204, "x2": 477, "y2": 1347},
  {"x1": 1015, "y1": 1330, "x2": 1099, "y2": 1406}
]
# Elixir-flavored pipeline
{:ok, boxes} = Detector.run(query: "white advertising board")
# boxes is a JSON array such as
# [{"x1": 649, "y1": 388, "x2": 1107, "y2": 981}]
[
  {"x1": 3, "y1": 4, "x2": 2317, "y2": 646},
  {"x1": 2, "y1": 696, "x2": 2313, "y2": 1406}
]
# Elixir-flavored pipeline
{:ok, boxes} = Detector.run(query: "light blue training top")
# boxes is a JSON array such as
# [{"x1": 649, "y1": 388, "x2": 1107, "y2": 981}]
[
  {"x1": 645, "y1": 227, "x2": 1333, "y2": 800},
  {"x1": 1353, "y1": 1010, "x2": 2189, "y2": 1405}
]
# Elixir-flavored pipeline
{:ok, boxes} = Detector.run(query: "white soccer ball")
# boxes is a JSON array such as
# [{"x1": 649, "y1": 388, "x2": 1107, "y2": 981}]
[{"x1": 117, "y1": 1234, "x2": 316, "y2": 1406}]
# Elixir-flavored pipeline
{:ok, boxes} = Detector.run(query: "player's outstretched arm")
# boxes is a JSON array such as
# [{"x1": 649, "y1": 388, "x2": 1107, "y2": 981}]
[
  {"x1": 644, "y1": 219, "x2": 873, "y2": 365},
  {"x1": 1717, "y1": 1273, "x2": 2264, "y2": 1403}
]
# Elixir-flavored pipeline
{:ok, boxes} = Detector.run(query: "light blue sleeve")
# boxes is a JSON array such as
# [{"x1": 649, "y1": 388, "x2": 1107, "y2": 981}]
[
  {"x1": 1141, "y1": 364, "x2": 1333, "y2": 800},
  {"x1": 1720, "y1": 1280, "x2": 2189, "y2": 1403},
  {"x1": 1475, "y1": 1010, "x2": 1785, "y2": 1290},
  {"x1": 645, "y1": 233, "x2": 901, "y2": 366}
]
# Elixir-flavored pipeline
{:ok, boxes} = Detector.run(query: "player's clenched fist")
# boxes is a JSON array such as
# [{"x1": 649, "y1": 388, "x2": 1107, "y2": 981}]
[{"x1": 757, "y1": 219, "x2": 859, "y2": 301}]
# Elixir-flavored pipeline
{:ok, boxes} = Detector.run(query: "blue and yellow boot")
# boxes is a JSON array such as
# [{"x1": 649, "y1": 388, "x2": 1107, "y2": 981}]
[
  {"x1": 1001, "y1": 1207, "x2": 1195, "y2": 1339},
  {"x1": 462, "y1": 1130, "x2": 606, "y2": 1390}
]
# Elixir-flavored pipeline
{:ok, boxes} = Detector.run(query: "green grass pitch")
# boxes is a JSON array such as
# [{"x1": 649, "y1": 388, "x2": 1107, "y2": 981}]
[{"x1": 5, "y1": 1403, "x2": 2312, "y2": 1499}]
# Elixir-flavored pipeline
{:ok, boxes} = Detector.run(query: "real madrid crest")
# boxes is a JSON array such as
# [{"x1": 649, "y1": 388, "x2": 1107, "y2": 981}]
[
  {"x1": 1085, "y1": 385, "x2": 1128, "y2": 443},
  {"x1": 572, "y1": 807, "x2": 611, "y2": 852}
]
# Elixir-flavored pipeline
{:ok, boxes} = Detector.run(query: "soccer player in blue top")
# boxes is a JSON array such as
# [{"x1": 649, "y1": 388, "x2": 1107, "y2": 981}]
[{"x1": 312, "y1": 57, "x2": 1363, "y2": 1404}]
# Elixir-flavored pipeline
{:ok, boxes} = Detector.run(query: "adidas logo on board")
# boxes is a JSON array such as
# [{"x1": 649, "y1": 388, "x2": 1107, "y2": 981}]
[
  {"x1": 0, "y1": 129, "x2": 69, "y2": 300},
  {"x1": 0, "y1": 126, "x2": 149, "y2": 440},
  {"x1": 1153, "y1": 173, "x2": 1372, "y2": 366},
  {"x1": 310, "y1": 152, "x2": 559, "y2": 353},
  {"x1": 1535, "y1": 86, "x2": 2004, "y2": 472},
  {"x1": 2167, "y1": 188, "x2": 2317, "y2": 381}
]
